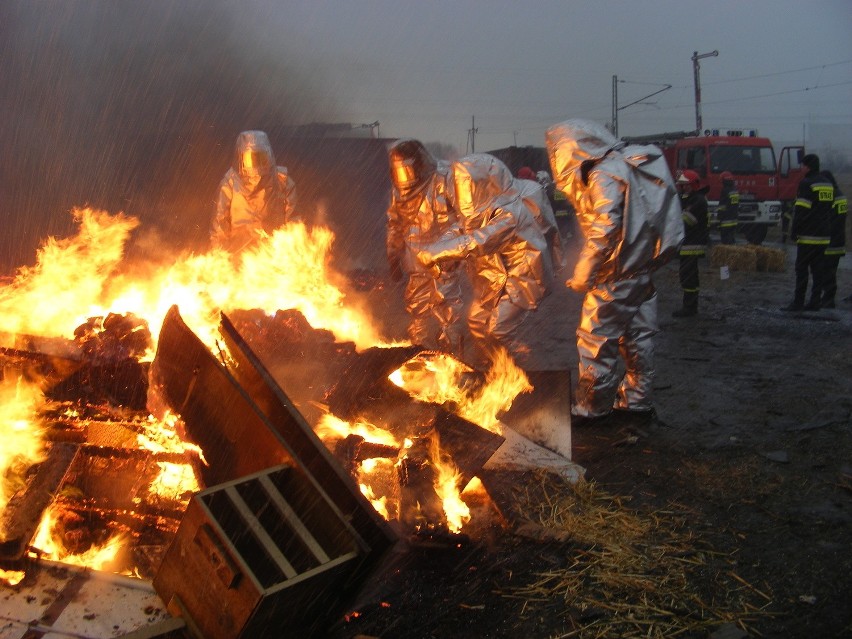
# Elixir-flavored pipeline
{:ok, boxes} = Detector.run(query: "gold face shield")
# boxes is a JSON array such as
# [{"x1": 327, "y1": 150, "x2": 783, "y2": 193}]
[{"x1": 391, "y1": 158, "x2": 419, "y2": 192}]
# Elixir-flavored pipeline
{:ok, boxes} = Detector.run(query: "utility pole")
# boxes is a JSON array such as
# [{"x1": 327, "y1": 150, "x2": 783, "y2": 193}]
[
  {"x1": 692, "y1": 50, "x2": 718, "y2": 134},
  {"x1": 612, "y1": 75, "x2": 618, "y2": 138},
  {"x1": 467, "y1": 116, "x2": 478, "y2": 153}
]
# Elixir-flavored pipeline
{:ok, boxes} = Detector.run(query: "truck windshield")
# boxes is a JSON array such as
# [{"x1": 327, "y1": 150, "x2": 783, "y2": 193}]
[{"x1": 710, "y1": 145, "x2": 776, "y2": 174}]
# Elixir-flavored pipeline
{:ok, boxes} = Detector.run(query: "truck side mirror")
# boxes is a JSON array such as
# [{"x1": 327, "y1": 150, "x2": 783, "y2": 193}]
[{"x1": 796, "y1": 149, "x2": 803, "y2": 164}]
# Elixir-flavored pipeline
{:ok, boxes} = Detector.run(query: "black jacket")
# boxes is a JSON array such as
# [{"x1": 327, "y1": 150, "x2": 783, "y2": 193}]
[
  {"x1": 791, "y1": 169, "x2": 833, "y2": 245},
  {"x1": 679, "y1": 189, "x2": 709, "y2": 256}
]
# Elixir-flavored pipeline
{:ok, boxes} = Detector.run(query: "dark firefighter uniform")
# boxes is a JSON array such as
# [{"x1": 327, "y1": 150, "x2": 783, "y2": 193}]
[
  {"x1": 716, "y1": 172, "x2": 739, "y2": 244},
  {"x1": 673, "y1": 171, "x2": 709, "y2": 317},
  {"x1": 821, "y1": 172, "x2": 847, "y2": 308},
  {"x1": 783, "y1": 155, "x2": 833, "y2": 311}
]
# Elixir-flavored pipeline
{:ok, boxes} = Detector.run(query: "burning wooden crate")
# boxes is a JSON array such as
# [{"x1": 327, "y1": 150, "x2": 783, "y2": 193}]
[
  {"x1": 154, "y1": 464, "x2": 365, "y2": 639},
  {"x1": 149, "y1": 305, "x2": 397, "y2": 637}
]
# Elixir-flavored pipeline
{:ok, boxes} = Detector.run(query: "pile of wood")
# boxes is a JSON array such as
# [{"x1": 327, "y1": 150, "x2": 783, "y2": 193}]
[{"x1": 710, "y1": 244, "x2": 786, "y2": 272}]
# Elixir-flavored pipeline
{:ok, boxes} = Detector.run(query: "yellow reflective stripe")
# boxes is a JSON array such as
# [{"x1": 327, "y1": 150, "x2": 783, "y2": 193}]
[
  {"x1": 719, "y1": 221, "x2": 738, "y2": 228},
  {"x1": 835, "y1": 197, "x2": 848, "y2": 215},
  {"x1": 795, "y1": 198, "x2": 812, "y2": 208},
  {"x1": 682, "y1": 211, "x2": 698, "y2": 225},
  {"x1": 812, "y1": 184, "x2": 834, "y2": 201},
  {"x1": 730, "y1": 194, "x2": 740, "y2": 203},
  {"x1": 797, "y1": 236, "x2": 830, "y2": 245},
  {"x1": 680, "y1": 245, "x2": 706, "y2": 255},
  {"x1": 682, "y1": 287, "x2": 699, "y2": 293},
  {"x1": 825, "y1": 247, "x2": 846, "y2": 256}
]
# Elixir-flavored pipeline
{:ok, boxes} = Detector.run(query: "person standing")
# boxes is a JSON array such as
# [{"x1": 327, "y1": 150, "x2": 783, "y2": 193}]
[
  {"x1": 414, "y1": 154, "x2": 552, "y2": 364},
  {"x1": 211, "y1": 130, "x2": 298, "y2": 252},
  {"x1": 545, "y1": 119, "x2": 683, "y2": 426},
  {"x1": 821, "y1": 171, "x2": 847, "y2": 309},
  {"x1": 782, "y1": 154, "x2": 833, "y2": 311},
  {"x1": 386, "y1": 139, "x2": 466, "y2": 355},
  {"x1": 673, "y1": 170, "x2": 709, "y2": 318},
  {"x1": 716, "y1": 171, "x2": 739, "y2": 244}
]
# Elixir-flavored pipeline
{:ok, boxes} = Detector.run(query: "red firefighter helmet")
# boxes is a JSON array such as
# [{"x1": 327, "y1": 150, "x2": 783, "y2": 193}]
[
  {"x1": 676, "y1": 169, "x2": 701, "y2": 191},
  {"x1": 720, "y1": 171, "x2": 734, "y2": 182}
]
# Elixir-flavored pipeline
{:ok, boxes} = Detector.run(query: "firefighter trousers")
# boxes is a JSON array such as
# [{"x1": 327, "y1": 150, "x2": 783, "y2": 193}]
[
  {"x1": 573, "y1": 274, "x2": 658, "y2": 418},
  {"x1": 793, "y1": 243, "x2": 826, "y2": 306}
]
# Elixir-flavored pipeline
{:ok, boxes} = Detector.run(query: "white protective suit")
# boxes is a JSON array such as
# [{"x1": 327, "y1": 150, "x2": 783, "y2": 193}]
[
  {"x1": 386, "y1": 139, "x2": 465, "y2": 353},
  {"x1": 415, "y1": 154, "x2": 553, "y2": 361},
  {"x1": 545, "y1": 119, "x2": 683, "y2": 418},
  {"x1": 212, "y1": 130, "x2": 298, "y2": 252}
]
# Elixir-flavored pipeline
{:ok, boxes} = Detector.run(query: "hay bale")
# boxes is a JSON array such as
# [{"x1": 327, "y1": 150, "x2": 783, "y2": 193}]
[
  {"x1": 710, "y1": 245, "x2": 757, "y2": 271},
  {"x1": 751, "y1": 245, "x2": 786, "y2": 272}
]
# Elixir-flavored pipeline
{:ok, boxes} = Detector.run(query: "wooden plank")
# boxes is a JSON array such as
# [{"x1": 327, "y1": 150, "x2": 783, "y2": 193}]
[
  {"x1": 257, "y1": 474, "x2": 330, "y2": 564},
  {"x1": 223, "y1": 486, "x2": 297, "y2": 580}
]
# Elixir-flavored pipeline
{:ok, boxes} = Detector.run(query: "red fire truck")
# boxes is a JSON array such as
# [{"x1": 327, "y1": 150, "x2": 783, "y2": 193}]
[{"x1": 623, "y1": 128, "x2": 806, "y2": 244}]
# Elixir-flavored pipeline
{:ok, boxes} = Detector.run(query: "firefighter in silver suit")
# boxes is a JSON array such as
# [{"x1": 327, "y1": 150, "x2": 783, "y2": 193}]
[
  {"x1": 212, "y1": 130, "x2": 298, "y2": 252},
  {"x1": 414, "y1": 153, "x2": 553, "y2": 363},
  {"x1": 546, "y1": 119, "x2": 683, "y2": 425},
  {"x1": 386, "y1": 139, "x2": 465, "y2": 354}
]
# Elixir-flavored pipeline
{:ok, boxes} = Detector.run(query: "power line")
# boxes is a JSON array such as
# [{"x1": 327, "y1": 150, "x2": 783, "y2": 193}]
[{"x1": 704, "y1": 59, "x2": 852, "y2": 85}]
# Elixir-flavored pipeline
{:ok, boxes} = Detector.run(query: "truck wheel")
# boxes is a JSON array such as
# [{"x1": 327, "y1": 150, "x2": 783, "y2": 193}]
[{"x1": 742, "y1": 224, "x2": 768, "y2": 245}]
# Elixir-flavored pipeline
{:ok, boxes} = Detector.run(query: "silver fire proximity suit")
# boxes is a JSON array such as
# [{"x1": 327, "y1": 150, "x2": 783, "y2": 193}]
[
  {"x1": 212, "y1": 130, "x2": 298, "y2": 252},
  {"x1": 415, "y1": 154, "x2": 553, "y2": 361},
  {"x1": 546, "y1": 119, "x2": 683, "y2": 418},
  {"x1": 386, "y1": 139, "x2": 465, "y2": 354}
]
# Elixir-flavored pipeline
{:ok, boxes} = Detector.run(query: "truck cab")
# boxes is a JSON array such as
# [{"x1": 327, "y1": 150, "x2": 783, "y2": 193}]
[{"x1": 663, "y1": 129, "x2": 805, "y2": 244}]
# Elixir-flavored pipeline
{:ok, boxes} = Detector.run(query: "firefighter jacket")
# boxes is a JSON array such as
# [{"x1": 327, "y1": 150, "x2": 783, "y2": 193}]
[
  {"x1": 415, "y1": 154, "x2": 553, "y2": 312},
  {"x1": 516, "y1": 177, "x2": 566, "y2": 271},
  {"x1": 212, "y1": 131, "x2": 298, "y2": 252},
  {"x1": 824, "y1": 173, "x2": 848, "y2": 257},
  {"x1": 716, "y1": 182, "x2": 739, "y2": 228},
  {"x1": 790, "y1": 169, "x2": 833, "y2": 246},
  {"x1": 545, "y1": 119, "x2": 683, "y2": 290},
  {"x1": 679, "y1": 189, "x2": 709, "y2": 256},
  {"x1": 386, "y1": 153, "x2": 465, "y2": 349}
]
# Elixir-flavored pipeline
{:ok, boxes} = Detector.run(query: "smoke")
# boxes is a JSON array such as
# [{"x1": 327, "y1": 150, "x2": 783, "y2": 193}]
[{"x1": 0, "y1": 1, "x2": 338, "y2": 273}]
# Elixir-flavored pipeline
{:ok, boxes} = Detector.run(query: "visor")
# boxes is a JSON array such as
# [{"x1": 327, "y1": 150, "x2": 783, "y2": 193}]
[
  {"x1": 241, "y1": 150, "x2": 272, "y2": 174},
  {"x1": 391, "y1": 159, "x2": 418, "y2": 190}
]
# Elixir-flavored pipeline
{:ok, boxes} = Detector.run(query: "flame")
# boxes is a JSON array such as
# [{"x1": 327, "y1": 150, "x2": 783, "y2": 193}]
[
  {"x1": 315, "y1": 413, "x2": 400, "y2": 448},
  {"x1": 428, "y1": 433, "x2": 470, "y2": 533},
  {"x1": 30, "y1": 507, "x2": 126, "y2": 572},
  {"x1": 0, "y1": 208, "x2": 387, "y2": 352},
  {"x1": 0, "y1": 377, "x2": 47, "y2": 521},
  {"x1": 0, "y1": 568, "x2": 25, "y2": 586},
  {"x1": 390, "y1": 347, "x2": 533, "y2": 433}
]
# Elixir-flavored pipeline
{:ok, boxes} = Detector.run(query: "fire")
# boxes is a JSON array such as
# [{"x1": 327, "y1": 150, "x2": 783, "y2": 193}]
[
  {"x1": 0, "y1": 377, "x2": 47, "y2": 520},
  {"x1": 30, "y1": 507, "x2": 126, "y2": 572},
  {"x1": 0, "y1": 568, "x2": 25, "y2": 587},
  {"x1": 0, "y1": 208, "x2": 387, "y2": 353},
  {"x1": 389, "y1": 348, "x2": 533, "y2": 433},
  {"x1": 428, "y1": 433, "x2": 470, "y2": 533},
  {"x1": 315, "y1": 413, "x2": 400, "y2": 448}
]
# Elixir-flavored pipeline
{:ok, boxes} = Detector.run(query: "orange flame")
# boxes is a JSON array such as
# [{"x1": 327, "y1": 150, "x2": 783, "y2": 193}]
[
  {"x1": 0, "y1": 377, "x2": 47, "y2": 523},
  {"x1": 30, "y1": 507, "x2": 126, "y2": 573},
  {"x1": 0, "y1": 208, "x2": 388, "y2": 352},
  {"x1": 428, "y1": 433, "x2": 470, "y2": 533},
  {"x1": 389, "y1": 347, "x2": 533, "y2": 433}
]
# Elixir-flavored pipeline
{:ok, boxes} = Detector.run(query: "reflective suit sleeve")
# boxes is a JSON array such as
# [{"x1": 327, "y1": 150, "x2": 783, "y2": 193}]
[
  {"x1": 283, "y1": 174, "x2": 299, "y2": 222},
  {"x1": 417, "y1": 209, "x2": 516, "y2": 266},
  {"x1": 211, "y1": 174, "x2": 234, "y2": 248},
  {"x1": 386, "y1": 201, "x2": 407, "y2": 265},
  {"x1": 572, "y1": 172, "x2": 623, "y2": 288}
]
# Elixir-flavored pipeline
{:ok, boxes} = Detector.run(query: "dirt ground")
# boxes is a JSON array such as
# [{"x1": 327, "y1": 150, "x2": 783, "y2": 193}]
[{"x1": 330, "y1": 225, "x2": 852, "y2": 639}]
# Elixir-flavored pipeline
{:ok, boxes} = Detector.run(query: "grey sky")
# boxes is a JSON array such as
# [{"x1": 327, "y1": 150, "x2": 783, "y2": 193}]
[{"x1": 248, "y1": 0, "x2": 852, "y2": 150}]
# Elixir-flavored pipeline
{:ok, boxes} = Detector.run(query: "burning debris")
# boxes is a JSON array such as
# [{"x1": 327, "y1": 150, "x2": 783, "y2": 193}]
[{"x1": 0, "y1": 208, "x2": 577, "y2": 638}]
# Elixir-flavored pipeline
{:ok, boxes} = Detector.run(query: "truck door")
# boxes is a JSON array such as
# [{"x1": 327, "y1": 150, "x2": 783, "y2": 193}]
[{"x1": 777, "y1": 146, "x2": 805, "y2": 202}]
